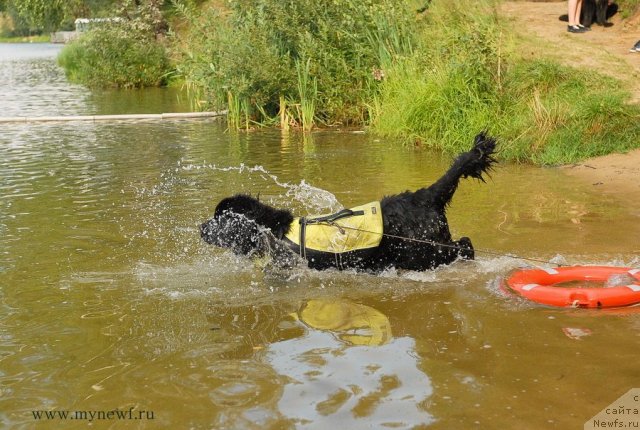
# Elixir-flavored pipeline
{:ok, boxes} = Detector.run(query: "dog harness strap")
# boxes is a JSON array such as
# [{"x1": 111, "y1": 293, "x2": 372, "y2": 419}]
[
  {"x1": 299, "y1": 217, "x2": 307, "y2": 259},
  {"x1": 305, "y1": 209, "x2": 364, "y2": 224},
  {"x1": 298, "y1": 209, "x2": 365, "y2": 259}
]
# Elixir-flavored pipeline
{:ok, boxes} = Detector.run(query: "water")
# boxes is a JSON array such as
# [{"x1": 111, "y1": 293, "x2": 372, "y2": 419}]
[{"x1": 1, "y1": 43, "x2": 639, "y2": 429}]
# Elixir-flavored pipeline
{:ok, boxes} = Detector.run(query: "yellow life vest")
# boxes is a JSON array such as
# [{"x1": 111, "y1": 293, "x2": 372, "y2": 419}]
[{"x1": 285, "y1": 201, "x2": 383, "y2": 257}]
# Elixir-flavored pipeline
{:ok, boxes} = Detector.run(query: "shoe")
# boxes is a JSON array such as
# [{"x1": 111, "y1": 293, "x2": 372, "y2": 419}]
[
  {"x1": 577, "y1": 24, "x2": 591, "y2": 31},
  {"x1": 630, "y1": 40, "x2": 640, "y2": 53},
  {"x1": 567, "y1": 25, "x2": 586, "y2": 33}
]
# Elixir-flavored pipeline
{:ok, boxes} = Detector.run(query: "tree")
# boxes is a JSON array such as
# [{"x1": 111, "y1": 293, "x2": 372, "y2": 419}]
[
  {"x1": 6, "y1": 0, "x2": 117, "y2": 32},
  {"x1": 11, "y1": 0, "x2": 67, "y2": 32}
]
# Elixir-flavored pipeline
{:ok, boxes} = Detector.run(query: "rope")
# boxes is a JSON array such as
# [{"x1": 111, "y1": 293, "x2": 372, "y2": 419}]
[{"x1": 321, "y1": 223, "x2": 564, "y2": 267}]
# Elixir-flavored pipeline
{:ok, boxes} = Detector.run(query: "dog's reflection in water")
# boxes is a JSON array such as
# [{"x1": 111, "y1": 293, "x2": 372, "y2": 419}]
[{"x1": 264, "y1": 299, "x2": 434, "y2": 428}]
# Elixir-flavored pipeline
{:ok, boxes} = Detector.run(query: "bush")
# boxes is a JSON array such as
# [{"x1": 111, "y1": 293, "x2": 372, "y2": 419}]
[
  {"x1": 58, "y1": 22, "x2": 170, "y2": 89},
  {"x1": 173, "y1": 0, "x2": 415, "y2": 127}
]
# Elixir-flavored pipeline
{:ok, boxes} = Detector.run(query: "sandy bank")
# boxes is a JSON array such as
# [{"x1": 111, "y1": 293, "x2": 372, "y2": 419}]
[{"x1": 561, "y1": 149, "x2": 640, "y2": 195}]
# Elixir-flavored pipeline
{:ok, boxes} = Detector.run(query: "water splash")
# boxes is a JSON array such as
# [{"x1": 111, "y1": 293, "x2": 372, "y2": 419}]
[{"x1": 181, "y1": 162, "x2": 341, "y2": 213}]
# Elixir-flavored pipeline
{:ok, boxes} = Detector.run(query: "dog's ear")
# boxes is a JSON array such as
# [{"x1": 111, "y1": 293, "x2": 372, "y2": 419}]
[
  {"x1": 214, "y1": 194, "x2": 294, "y2": 238},
  {"x1": 249, "y1": 203, "x2": 293, "y2": 239},
  {"x1": 269, "y1": 209, "x2": 294, "y2": 239},
  {"x1": 214, "y1": 194, "x2": 260, "y2": 219}
]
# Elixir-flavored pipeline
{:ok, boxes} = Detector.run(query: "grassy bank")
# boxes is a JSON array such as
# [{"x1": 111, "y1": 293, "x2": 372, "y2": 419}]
[
  {"x1": 370, "y1": 0, "x2": 640, "y2": 165},
  {"x1": 172, "y1": 0, "x2": 640, "y2": 165}
]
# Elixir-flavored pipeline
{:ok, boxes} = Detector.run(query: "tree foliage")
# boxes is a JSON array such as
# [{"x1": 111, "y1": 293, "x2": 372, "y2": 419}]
[{"x1": 2, "y1": 0, "x2": 117, "y2": 33}]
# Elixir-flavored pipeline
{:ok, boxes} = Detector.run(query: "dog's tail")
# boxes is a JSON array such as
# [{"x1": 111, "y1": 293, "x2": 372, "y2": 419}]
[
  {"x1": 421, "y1": 132, "x2": 497, "y2": 208},
  {"x1": 459, "y1": 131, "x2": 497, "y2": 182}
]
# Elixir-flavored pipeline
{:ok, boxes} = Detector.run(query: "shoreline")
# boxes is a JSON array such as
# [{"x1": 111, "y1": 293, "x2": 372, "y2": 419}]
[{"x1": 560, "y1": 149, "x2": 640, "y2": 195}]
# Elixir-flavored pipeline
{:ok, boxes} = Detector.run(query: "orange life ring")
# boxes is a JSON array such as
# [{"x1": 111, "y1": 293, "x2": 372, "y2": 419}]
[{"x1": 504, "y1": 266, "x2": 640, "y2": 308}]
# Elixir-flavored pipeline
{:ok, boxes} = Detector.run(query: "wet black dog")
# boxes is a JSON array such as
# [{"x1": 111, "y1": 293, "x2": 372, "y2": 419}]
[{"x1": 200, "y1": 132, "x2": 497, "y2": 272}]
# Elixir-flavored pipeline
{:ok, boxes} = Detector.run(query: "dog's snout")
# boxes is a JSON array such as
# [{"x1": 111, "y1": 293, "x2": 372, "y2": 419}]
[{"x1": 200, "y1": 220, "x2": 218, "y2": 244}]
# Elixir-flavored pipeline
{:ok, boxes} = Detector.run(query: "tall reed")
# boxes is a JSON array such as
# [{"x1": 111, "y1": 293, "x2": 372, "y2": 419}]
[
  {"x1": 279, "y1": 95, "x2": 290, "y2": 131},
  {"x1": 295, "y1": 58, "x2": 317, "y2": 132},
  {"x1": 226, "y1": 91, "x2": 241, "y2": 131},
  {"x1": 225, "y1": 92, "x2": 254, "y2": 131}
]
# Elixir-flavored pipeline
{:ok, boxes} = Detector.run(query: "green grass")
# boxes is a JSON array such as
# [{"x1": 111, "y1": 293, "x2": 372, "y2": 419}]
[
  {"x1": 617, "y1": 0, "x2": 640, "y2": 18},
  {"x1": 294, "y1": 58, "x2": 317, "y2": 132},
  {"x1": 500, "y1": 61, "x2": 640, "y2": 165}
]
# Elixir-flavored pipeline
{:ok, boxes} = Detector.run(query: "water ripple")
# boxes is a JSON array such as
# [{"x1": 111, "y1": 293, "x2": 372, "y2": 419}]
[{"x1": 0, "y1": 43, "x2": 89, "y2": 117}]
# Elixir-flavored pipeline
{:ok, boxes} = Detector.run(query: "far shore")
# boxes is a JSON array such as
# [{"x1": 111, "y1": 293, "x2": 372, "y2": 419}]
[{"x1": 0, "y1": 36, "x2": 50, "y2": 43}]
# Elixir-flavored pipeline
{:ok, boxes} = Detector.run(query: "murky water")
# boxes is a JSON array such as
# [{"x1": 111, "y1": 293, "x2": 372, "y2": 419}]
[{"x1": 1, "y1": 44, "x2": 639, "y2": 429}]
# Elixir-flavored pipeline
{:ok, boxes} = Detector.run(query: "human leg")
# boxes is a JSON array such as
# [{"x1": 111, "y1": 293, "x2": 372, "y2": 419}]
[{"x1": 568, "y1": 0, "x2": 587, "y2": 32}]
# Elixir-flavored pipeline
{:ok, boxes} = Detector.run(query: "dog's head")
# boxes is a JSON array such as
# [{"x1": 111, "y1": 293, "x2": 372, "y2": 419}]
[
  {"x1": 200, "y1": 195, "x2": 266, "y2": 256},
  {"x1": 200, "y1": 194, "x2": 294, "y2": 257}
]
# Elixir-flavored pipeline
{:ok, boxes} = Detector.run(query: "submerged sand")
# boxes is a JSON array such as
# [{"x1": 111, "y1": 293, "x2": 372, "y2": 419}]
[{"x1": 561, "y1": 149, "x2": 640, "y2": 195}]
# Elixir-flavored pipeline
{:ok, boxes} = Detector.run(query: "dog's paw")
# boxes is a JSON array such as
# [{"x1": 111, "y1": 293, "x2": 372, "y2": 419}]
[{"x1": 457, "y1": 237, "x2": 474, "y2": 260}]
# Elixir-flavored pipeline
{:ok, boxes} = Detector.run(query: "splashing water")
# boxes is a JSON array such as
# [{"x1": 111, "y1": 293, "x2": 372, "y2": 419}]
[{"x1": 181, "y1": 162, "x2": 342, "y2": 213}]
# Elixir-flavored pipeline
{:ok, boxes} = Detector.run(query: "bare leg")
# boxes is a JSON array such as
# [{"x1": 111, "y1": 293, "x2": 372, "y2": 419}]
[
  {"x1": 568, "y1": 0, "x2": 583, "y2": 26},
  {"x1": 576, "y1": 0, "x2": 583, "y2": 25}
]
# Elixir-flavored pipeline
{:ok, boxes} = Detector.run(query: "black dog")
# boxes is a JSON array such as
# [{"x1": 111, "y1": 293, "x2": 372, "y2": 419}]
[{"x1": 200, "y1": 132, "x2": 497, "y2": 272}]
